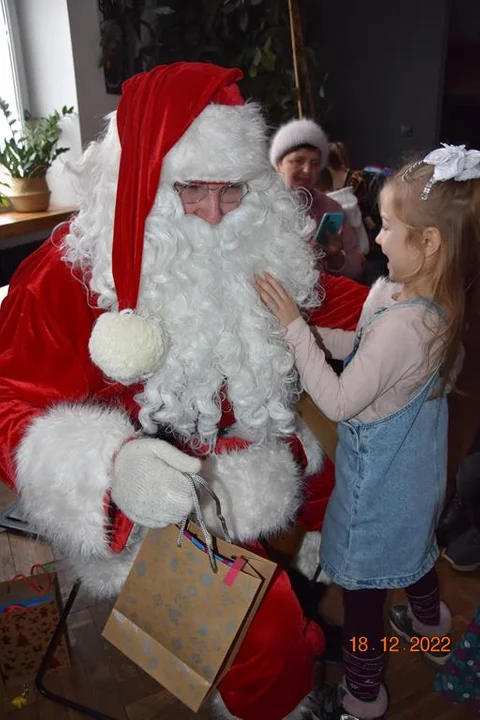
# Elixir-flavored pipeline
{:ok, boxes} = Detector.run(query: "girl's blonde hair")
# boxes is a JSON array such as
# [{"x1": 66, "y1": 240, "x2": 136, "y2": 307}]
[{"x1": 384, "y1": 158, "x2": 480, "y2": 392}]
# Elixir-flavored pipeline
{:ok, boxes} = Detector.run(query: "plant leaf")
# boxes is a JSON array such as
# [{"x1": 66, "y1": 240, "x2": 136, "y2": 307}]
[{"x1": 0, "y1": 96, "x2": 74, "y2": 177}]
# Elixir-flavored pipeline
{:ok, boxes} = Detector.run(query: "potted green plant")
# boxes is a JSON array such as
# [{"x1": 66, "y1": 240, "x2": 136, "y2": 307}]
[{"x1": 0, "y1": 99, "x2": 74, "y2": 212}]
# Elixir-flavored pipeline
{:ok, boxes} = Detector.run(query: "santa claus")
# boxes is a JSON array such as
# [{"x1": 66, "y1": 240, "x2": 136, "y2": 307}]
[{"x1": 0, "y1": 63, "x2": 368, "y2": 719}]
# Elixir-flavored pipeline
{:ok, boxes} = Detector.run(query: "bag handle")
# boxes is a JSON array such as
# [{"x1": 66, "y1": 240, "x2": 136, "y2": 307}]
[
  {"x1": 12, "y1": 563, "x2": 53, "y2": 596},
  {"x1": 177, "y1": 472, "x2": 232, "y2": 573},
  {"x1": 3, "y1": 605, "x2": 33, "y2": 614},
  {"x1": 185, "y1": 472, "x2": 231, "y2": 542}
]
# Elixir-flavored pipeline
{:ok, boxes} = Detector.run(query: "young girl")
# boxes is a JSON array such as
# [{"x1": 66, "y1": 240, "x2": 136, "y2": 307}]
[{"x1": 256, "y1": 145, "x2": 480, "y2": 720}]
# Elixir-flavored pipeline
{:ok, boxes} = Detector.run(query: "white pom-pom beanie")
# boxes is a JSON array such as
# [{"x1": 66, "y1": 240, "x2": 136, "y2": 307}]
[{"x1": 269, "y1": 118, "x2": 329, "y2": 169}]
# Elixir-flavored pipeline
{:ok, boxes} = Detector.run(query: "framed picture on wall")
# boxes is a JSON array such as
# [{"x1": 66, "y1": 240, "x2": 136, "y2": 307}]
[{"x1": 98, "y1": 0, "x2": 145, "y2": 94}]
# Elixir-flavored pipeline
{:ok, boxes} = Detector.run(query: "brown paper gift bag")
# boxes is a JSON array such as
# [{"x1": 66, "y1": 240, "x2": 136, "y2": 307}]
[
  {"x1": 0, "y1": 564, "x2": 70, "y2": 685},
  {"x1": 103, "y1": 522, "x2": 277, "y2": 711}
]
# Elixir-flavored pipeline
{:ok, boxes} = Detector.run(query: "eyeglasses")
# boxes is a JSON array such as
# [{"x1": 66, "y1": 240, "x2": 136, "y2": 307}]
[{"x1": 173, "y1": 182, "x2": 248, "y2": 205}]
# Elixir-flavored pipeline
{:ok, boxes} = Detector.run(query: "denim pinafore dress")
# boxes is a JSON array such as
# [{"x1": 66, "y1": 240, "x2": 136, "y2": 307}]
[{"x1": 320, "y1": 299, "x2": 447, "y2": 590}]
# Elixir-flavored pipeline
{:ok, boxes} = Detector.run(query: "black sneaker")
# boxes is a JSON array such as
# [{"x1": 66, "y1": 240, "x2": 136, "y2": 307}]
[
  {"x1": 442, "y1": 525, "x2": 480, "y2": 572},
  {"x1": 288, "y1": 685, "x2": 386, "y2": 720},
  {"x1": 388, "y1": 604, "x2": 451, "y2": 666}
]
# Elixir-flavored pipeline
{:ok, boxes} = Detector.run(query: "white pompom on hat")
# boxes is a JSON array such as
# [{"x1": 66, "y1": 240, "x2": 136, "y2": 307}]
[
  {"x1": 89, "y1": 62, "x2": 247, "y2": 385},
  {"x1": 269, "y1": 118, "x2": 329, "y2": 169},
  {"x1": 89, "y1": 310, "x2": 169, "y2": 385}
]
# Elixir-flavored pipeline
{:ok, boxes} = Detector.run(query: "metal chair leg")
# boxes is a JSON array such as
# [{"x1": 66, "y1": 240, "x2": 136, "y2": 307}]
[{"x1": 35, "y1": 579, "x2": 116, "y2": 720}]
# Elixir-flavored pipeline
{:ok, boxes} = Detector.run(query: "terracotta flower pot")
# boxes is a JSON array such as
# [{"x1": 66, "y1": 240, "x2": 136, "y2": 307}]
[{"x1": 6, "y1": 176, "x2": 51, "y2": 213}]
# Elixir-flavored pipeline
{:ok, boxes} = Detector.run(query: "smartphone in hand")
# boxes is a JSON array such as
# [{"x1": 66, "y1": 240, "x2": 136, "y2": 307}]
[{"x1": 315, "y1": 212, "x2": 344, "y2": 246}]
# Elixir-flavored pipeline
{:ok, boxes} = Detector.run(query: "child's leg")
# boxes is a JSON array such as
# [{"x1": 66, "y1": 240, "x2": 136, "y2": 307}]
[
  {"x1": 342, "y1": 588, "x2": 389, "y2": 717},
  {"x1": 389, "y1": 567, "x2": 452, "y2": 666},
  {"x1": 405, "y1": 566, "x2": 452, "y2": 636}
]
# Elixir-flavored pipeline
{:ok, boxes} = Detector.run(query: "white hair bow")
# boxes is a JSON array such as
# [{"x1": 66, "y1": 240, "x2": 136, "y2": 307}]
[{"x1": 420, "y1": 143, "x2": 480, "y2": 199}]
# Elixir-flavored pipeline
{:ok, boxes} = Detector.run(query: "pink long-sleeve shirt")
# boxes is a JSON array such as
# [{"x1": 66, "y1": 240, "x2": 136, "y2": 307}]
[{"x1": 285, "y1": 279, "x2": 444, "y2": 423}]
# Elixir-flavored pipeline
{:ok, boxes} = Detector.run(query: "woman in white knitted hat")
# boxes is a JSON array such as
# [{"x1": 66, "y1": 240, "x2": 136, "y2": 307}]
[{"x1": 270, "y1": 118, "x2": 365, "y2": 280}]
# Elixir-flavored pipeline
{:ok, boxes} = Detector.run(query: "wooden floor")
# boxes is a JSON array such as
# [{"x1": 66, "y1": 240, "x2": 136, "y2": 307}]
[{"x1": 0, "y1": 482, "x2": 478, "y2": 720}]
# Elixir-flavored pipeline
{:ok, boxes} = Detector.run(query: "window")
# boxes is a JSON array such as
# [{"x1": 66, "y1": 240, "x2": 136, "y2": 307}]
[{"x1": 0, "y1": 0, "x2": 26, "y2": 141}]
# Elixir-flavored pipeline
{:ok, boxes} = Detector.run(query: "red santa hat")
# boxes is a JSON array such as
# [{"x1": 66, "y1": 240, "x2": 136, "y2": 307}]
[{"x1": 89, "y1": 62, "x2": 245, "y2": 384}]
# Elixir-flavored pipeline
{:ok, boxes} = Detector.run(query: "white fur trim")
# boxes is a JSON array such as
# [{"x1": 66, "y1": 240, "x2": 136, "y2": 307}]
[
  {"x1": 292, "y1": 531, "x2": 331, "y2": 584},
  {"x1": 69, "y1": 548, "x2": 137, "y2": 599},
  {"x1": 200, "y1": 442, "x2": 304, "y2": 542},
  {"x1": 358, "y1": 276, "x2": 401, "y2": 328},
  {"x1": 296, "y1": 419, "x2": 324, "y2": 475},
  {"x1": 89, "y1": 310, "x2": 168, "y2": 385},
  {"x1": 222, "y1": 421, "x2": 324, "y2": 476},
  {"x1": 15, "y1": 403, "x2": 135, "y2": 558},
  {"x1": 71, "y1": 526, "x2": 146, "y2": 598},
  {"x1": 270, "y1": 118, "x2": 329, "y2": 169},
  {"x1": 0, "y1": 284, "x2": 8, "y2": 307},
  {"x1": 161, "y1": 103, "x2": 270, "y2": 184}
]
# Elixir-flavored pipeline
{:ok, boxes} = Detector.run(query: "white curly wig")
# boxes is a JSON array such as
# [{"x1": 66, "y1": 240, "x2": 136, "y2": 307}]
[{"x1": 62, "y1": 102, "x2": 321, "y2": 449}]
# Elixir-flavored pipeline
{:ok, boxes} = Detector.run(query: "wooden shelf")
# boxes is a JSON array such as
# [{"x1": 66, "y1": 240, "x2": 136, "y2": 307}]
[{"x1": 0, "y1": 206, "x2": 77, "y2": 240}]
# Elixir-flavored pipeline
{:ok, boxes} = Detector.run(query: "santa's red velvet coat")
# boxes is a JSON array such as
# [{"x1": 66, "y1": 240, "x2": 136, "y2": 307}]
[{"x1": 0, "y1": 224, "x2": 368, "y2": 720}]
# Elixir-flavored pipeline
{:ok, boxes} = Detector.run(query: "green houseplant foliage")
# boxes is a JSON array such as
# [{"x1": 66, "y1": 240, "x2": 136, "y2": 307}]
[
  {"x1": 0, "y1": 98, "x2": 74, "y2": 180},
  {"x1": 98, "y1": 0, "x2": 303, "y2": 126}
]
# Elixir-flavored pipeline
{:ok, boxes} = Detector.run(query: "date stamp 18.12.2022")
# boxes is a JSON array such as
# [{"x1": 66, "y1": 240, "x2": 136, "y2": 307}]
[{"x1": 348, "y1": 636, "x2": 452, "y2": 654}]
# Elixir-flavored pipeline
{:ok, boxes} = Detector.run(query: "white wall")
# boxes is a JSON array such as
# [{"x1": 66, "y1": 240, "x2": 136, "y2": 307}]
[
  {"x1": 15, "y1": 0, "x2": 81, "y2": 206},
  {"x1": 66, "y1": 0, "x2": 119, "y2": 147},
  {"x1": 14, "y1": 0, "x2": 118, "y2": 206}
]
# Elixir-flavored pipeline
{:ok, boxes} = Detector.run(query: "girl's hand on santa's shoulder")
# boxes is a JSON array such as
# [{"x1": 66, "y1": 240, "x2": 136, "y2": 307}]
[{"x1": 254, "y1": 273, "x2": 301, "y2": 328}]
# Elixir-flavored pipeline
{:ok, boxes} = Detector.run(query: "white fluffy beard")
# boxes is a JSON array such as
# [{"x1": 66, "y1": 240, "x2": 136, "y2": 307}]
[
  {"x1": 136, "y1": 178, "x2": 319, "y2": 448},
  {"x1": 63, "y1": 135, "x2": 320, "y2": 449}
]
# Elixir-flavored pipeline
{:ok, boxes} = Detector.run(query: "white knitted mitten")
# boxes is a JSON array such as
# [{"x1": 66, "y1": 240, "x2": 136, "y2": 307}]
[{"x1": 112, "y1": 438, "x2": 201, "y2": 527}]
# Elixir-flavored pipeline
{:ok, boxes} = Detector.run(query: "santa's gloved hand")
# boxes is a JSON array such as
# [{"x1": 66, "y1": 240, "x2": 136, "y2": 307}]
[{"x1": 111, "y1": 438, "x2": 201, "y2": 528}]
